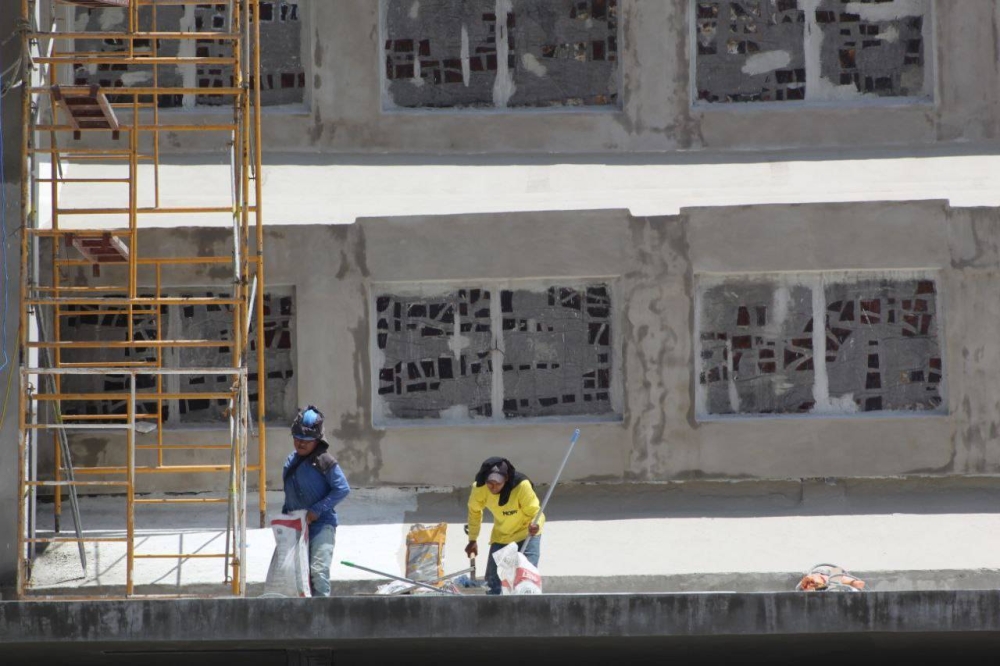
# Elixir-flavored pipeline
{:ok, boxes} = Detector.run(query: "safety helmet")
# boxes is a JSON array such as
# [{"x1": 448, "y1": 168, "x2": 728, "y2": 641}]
[{"x1": 291, "y1": 405, "x2": 325, "y2": 441}]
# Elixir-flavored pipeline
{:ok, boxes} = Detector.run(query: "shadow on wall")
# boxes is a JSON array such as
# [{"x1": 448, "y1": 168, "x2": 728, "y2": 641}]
[{"x1": 401, "y1": 477, "x2": 1000, "y2": 524}]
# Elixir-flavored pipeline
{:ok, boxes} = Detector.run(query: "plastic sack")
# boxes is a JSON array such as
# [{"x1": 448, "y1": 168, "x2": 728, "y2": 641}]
[
  {"x1": 264, "y1": 510, "x2": 311, "y2": 597},
  {"x1": 375, "y1": 579, "x2": 462, "y2": 596},
  {"x1": 375, "y1": 580, "x2": 413, "y2": 595},
  {"x1": 405, "y1": 523, "x2": 447, "y2": 581},
  {"x1": 492, "y1": 542, "x2": 542, "y2": 595},
  {"x1": 796, "y1": 563, "x2": 866, "y2": 592}
]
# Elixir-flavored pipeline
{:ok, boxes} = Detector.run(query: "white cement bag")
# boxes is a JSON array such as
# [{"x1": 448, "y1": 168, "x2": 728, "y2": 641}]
[
  {"x1": 264, "y1": 510, "x2": 311, "y2": 598},
  {"x1": 492, "y1": 542, "x2": 543, "y2": 595}
]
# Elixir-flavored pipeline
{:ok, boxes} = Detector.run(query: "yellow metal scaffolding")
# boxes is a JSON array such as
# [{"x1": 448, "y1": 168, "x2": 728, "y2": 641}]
[{"x1": 17, "y1": 0, "x2": 267, "y2": 599}]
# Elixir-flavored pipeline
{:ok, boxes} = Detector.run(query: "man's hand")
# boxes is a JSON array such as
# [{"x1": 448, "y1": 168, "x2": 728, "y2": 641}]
[
  {"x1": 306, "y1": 511, "x2": 318, "y2": 524},
  {"x1": 465, "y1": 541, "x2": 478, "y2": 558},
  {"x1": 528, "y1": 523, "x2": 540, "y2": 536}
]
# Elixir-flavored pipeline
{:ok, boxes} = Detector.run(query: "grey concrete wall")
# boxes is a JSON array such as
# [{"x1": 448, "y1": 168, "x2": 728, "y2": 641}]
[
  {"x1": 5, "y1": 591, "x2": 1000, "y2": 647},
  {"x1": 117, "y1": 0, "x2": 1000, "y2": 155},
  {"x1": 36, "y1": 200, "x2": 1000, "y2": 492},
  {"x1": 0, "y1": 7, "x2": 25, "y2": 592}
]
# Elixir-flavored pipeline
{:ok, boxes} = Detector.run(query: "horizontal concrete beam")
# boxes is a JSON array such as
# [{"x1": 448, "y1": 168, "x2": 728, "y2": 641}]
[{"x1": 3, "y1": 591, "x2": 1000, "y2": 649}]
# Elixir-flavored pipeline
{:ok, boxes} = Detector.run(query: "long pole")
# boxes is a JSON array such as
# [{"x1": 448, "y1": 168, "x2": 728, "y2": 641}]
[
  {"x1": 520, "y1": 428, "x2": 580, "y2": 554},
  {"x1": 340, "y1": 561, "x2": 460, "y2": 595},
  {"x1": 387, "y1": 566, "x2": 475, "y2": 596}
]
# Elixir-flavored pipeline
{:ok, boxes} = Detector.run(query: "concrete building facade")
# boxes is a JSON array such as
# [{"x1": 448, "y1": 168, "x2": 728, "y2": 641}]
[
  {"x1": 120, "y1": 0, "x2": 1000, "y2": 155},
  {"x1": 41, "y1": 199, "x2": 1000, "y2": 492},
  {"x1": 7, "y1": 0, "x2": 1000, "y2": 601}
]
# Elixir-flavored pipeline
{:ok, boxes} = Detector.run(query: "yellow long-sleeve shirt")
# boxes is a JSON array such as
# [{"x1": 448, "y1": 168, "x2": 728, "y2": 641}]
[{"x1": 467, "y1": 479, "x2": 545, "y2": 545}]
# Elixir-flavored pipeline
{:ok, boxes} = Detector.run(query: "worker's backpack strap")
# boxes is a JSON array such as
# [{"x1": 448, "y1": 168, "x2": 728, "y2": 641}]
[{"x1": 312, "y1": 451, "x2": 338, "y2": 474}]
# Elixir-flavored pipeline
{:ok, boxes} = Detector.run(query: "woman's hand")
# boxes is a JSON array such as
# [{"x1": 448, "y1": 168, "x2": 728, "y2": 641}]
[{"x1": 465, "y1": 541, "x2": 478, "y2": 557}]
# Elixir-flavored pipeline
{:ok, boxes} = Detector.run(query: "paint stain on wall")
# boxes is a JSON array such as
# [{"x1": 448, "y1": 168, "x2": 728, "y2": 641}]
[
  {"x1": 695, "y1": 0, "x2": 929, "y2": 104},
  {"x1": 698, "y1": 274, "x2": 943, "y2": 416},
  {"x1": 383, "y1": 0, "x2": 619, "y2": 109},
  {"x1": 374, "y1": 282, "x2": 616, "y2": 422},
  {"x1": 375, "y1": 288, "x2": 495, "y2": 420}
]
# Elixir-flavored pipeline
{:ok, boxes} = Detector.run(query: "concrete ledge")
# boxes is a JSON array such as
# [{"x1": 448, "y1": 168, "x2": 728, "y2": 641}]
[
  {"x1": 15, "y1": 569, "x2": 1000, "y2": 599},
  {"x1": 4, "y1": 591, "x2": 1000, "y2": 649}
]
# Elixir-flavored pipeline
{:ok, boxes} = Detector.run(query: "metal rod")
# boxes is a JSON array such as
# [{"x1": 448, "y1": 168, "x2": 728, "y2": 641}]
[
  {"x1": 27, "y1": 340, "x2": 239, "y2": 348},
  {"x1": 225, "y1": 372, "x2": 237, "y2": 585},
  {"x1": 26, "y1": 537, "x2": 128, "y2": 543},
  {"x1": 126, "y1": 376, "x2": 136, "y2": 596},
  {"x1": 35, "y1": 177, "x2": 131, "y2": 182},
  {"x1": 133, "y1": 0, "x2": 242, "y2": 4},
  {"x1": 75, "y1": 465, "x2": 239, "y2": 475},
  {"x1": 30, "y1": 86, "x2": 244, "y2": 96},
  {"x1": 60, "y1": 413, "x2": 156, "y2": 419},
  {"x1": 25, "y1": 423, "x2": 136, "y2": 430},
  {"x1": 27, "y1": 298, "x2": 243, "y2": 306},
  {"x1": 26, "y1": 480, "x2": 129, "y2": 487},
  {"x1": 155, "y1": 263, "x2": 163, "y2": 466},
  {"x1": 134, "y1": 498, "x2": 229, "y2": 504},
  {"x1": 36, "y1": 124, "x2": 237, "y2": 133},
  {"x1": 34, "y1": 56, "x2": 237, "y2": 65},
  {"x1": 520, "y1": 429, "x2": 581, "y2": 554},
  {"x1": 133, "y1": 553, "x2": 229, "y2": 559},
  {"x1": 129, "y1": 91, "x2": 138, "y2": 302},
  {"x1": 25, "y1": 367, "x2": 247, "y2": 375},
  {"x1": 340, "y1": 561, "x2": 460, "y2": 595},
  {"x1": 31, "y1": 31, "x2": 243, "y2": 40},
  {"x1": 16, "y1": 376, "x2": 28, "y2": 596},
  {"x1": 386, "y1": 566, "x2": 475, "y2": 596},
  {"x1": 136, "y1": 444, "x2": 232, "y2": 450},
  {"x1": 53, "y1": 434, "x2": 61, "y2": 533},
  {"x1": 153, "y1": 0, "x2": 161, "y2": 210},
  {"x1": 48, "y1": 206, "x2": 254, "y2": 215},
  {"x1": 239, "y1": 371, "x2": 249, "y2": 593},
  {"x1": 251, "y1": 0, "x2": 267, "y2": 527},
  {"x1": 53, "y1": 255, "x2": 235, "y2": 264},
  {"x1": 32, "y1": 392, "x2": 236, "y2": 401}
]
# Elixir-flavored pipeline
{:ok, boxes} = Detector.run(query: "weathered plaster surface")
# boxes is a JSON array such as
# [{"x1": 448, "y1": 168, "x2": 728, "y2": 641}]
[
  {"x1": 0, "y1": 6, "x2": 26, "y2": 590},
  {"x1": 35, "y1": 201, "x2": 1000, "y2": 490},
  {"x1": 695, "y1": 0, "x2": 932, "y2": 104},
  {"x1": 98, "y1": 0, "x2": 1000, "y2": 154},
  {"x1": 696, "y1": 273, "x2": 944, "y2": 417},
  {"x1": 382, "y1": 0, "x2": 620, "y2": 109},
  {"x1": 622, "y1": 215, "x2": 694, "y2": 481},
  {"x1": 9, "y1": 591, "x2": 1000, "y2": 650}
]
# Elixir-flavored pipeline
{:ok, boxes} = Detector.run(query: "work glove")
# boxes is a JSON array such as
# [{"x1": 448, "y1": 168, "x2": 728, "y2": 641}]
[{"x1": 465, "y1": 541, "x2": 478, "y2": 558}]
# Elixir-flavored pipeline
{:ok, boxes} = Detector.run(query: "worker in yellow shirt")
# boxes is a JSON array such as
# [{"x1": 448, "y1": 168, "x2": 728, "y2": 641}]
[{"x1": 464, "y1": 457, "x2": 544, "y2": 595}]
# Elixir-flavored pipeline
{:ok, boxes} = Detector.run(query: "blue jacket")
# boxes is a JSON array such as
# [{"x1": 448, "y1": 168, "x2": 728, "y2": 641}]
[{"x1": 281, "y1": 440, "x2": 350, "y2": 538}]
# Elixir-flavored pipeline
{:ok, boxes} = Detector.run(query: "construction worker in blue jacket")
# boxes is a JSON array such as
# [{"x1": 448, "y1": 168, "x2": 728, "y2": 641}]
[{"x1": 281, "y1": 405, "x2": 351, "y2": 597}]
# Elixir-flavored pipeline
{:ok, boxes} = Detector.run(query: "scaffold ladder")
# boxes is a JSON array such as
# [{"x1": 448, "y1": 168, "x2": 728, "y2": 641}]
[{"x1": 18, "y1": 0, "x2": 266, "y2": 600}]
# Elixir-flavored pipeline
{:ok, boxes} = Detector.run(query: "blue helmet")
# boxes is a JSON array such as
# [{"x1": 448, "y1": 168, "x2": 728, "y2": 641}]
[{"x1": 291, "y1": 405, "x2": 324, "y2": 441}]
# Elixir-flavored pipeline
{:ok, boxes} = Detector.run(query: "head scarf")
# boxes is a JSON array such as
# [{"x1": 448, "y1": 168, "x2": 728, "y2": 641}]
[{"x1": 474, "y1": 457, "x2": 531, "y2": 506}]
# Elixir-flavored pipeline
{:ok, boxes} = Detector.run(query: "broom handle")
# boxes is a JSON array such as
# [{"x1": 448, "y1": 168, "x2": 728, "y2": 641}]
[
  {"x1": 340, "y1": 560, "x2": 460, "y2": 595},
  {"x1": 520, "y1": 429, "x2": 580, "y2": 554}
]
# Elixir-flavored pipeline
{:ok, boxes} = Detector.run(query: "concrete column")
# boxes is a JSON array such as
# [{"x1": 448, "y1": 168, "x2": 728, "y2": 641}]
[{"x1": 0, "y1": 7, "x2": 25, "y2": 593}]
